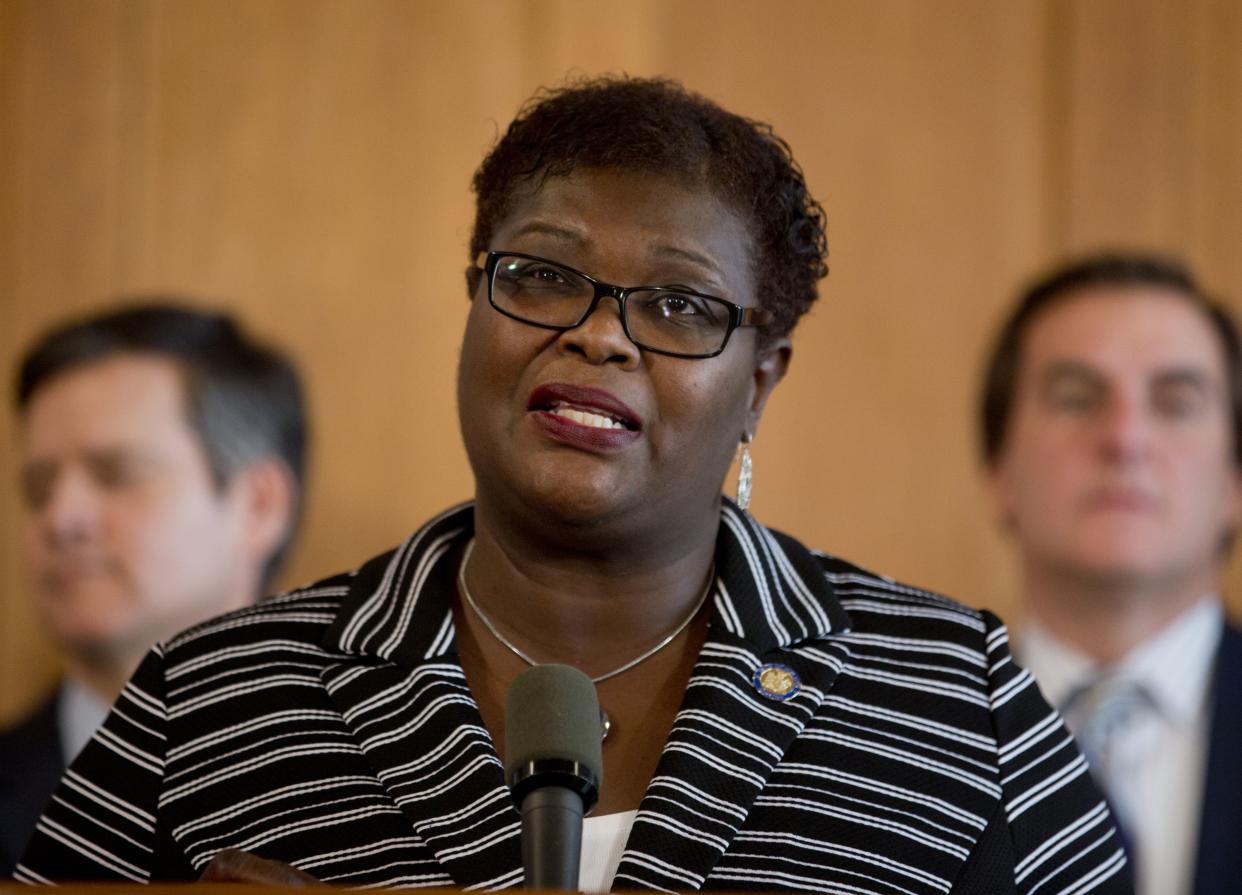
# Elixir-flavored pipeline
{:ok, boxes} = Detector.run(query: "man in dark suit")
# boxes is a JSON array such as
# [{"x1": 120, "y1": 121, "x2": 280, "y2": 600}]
[
  {"x1": 0, "y1": 303, "x2": 308, "y2": 876},
  {"x1": 980, "y1": 253, "x2": 1242, "y2": 895}
]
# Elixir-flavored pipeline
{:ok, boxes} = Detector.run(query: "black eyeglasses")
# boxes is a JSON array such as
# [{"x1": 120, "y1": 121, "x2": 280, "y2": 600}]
[{"x1": 471, "y1": 251, "x2": 772, "y2": 359}]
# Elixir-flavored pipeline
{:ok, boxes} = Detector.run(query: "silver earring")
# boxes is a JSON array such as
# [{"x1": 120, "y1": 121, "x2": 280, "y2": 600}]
[{"x1": 736, "y1": 433, "x2": 753, "y2": 511}]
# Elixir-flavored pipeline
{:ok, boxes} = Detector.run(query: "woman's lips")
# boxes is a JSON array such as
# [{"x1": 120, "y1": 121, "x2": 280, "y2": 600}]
[{"x1": 527, "y1": 383, "x2": 643, "y2": 452}]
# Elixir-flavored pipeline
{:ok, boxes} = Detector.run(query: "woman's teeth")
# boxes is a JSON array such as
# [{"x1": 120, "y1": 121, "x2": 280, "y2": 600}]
[{"x1": 549, "y1": 406, "x2": 628, "y2": 430}]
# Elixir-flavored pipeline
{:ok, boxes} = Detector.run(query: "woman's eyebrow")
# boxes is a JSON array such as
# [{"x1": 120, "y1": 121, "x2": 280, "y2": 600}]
[
  {"x1": 505, "y1": 225, "x2": 725, "y2": 281},
  {"x1": 649, "y1": 243, "x2": 721, "y2": 275},
  {"x1": 507, "y1": 221, "x2": 587, "y2": 245}
]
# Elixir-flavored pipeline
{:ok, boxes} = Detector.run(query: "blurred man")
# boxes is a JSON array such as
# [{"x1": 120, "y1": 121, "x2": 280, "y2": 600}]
[
  {"x1": 980, "y1": 253, "x2": 1242, "y2": 895},
  {"x1": 0, "y1": 303, "x2": 308, "y2": 875}
]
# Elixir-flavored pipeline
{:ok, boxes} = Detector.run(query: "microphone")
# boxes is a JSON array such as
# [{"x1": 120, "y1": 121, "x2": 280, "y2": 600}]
[{"x1": 505, "y1": 664, "x2": 603, "y2": 890}]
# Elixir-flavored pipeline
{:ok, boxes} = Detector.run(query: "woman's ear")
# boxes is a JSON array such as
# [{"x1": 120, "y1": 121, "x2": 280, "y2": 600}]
[{"x1": 747, "y1": 338, "x2": 792, "y2": 433}]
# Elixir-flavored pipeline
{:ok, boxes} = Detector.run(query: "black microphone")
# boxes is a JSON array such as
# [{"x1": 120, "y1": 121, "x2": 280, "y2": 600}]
[{"x1": 505, "y1": 664, "x2": 603, "y2": 890}]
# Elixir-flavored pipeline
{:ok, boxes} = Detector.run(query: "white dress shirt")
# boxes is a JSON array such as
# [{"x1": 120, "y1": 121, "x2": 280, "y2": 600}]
[
  {"x1": 56, "y1": 678, "x2": 109, "y2": 765},
  {"x1": 1021, "y1": 598, "x2": 1222, "y2": 895}
]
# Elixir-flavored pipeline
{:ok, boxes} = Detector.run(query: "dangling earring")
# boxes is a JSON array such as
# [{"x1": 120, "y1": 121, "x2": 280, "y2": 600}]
[{"x1": 736, "y1": 433, "x2": 753, "y2": 511}]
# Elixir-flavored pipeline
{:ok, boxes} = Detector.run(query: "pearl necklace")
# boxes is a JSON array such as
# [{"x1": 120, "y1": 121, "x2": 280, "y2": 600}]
[{"x1": 456, "y1": 540, "x2": 714, "y2": 739}]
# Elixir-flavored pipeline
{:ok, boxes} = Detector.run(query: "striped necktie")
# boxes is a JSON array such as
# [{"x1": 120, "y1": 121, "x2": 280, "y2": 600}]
[{"x1": 1059, "y1": 674, "x2": 1151, "y2": 872}]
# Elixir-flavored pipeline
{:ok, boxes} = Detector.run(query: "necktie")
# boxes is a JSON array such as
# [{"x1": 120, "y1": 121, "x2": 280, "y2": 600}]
[{"x1": 1059, "y1": 674, "x2": 1151, "y2": 872}]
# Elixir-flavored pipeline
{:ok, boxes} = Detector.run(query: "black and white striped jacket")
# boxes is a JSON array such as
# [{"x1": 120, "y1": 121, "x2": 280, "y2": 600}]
[{"x1": 16, "y1": 502, "x2": 1130, "y2": 893}]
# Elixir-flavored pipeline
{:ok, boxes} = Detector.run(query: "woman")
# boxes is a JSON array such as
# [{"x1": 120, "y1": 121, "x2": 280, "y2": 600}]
[{"x1": 16, "y1": 77, "x2": 1128, "y2": 893}]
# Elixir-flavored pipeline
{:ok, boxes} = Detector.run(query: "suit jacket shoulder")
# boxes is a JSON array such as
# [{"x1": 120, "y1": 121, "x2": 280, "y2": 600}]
[
  {"x1": 0, "y1": 690, "x2": 64, "y2": 877},
  {"x1": 1193, "y1": 622, "x2": 1242, "y2": 895}
]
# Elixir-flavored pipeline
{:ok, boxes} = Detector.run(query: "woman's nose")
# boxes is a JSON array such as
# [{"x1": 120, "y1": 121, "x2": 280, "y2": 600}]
[{"x1": 557, "y1": 295, "x2": 642, "y2": 368}]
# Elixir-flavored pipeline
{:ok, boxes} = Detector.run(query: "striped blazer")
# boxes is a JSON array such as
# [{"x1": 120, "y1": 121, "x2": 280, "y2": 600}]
[{"x1": 16, "y1": 502, "x2": 1130, "y2": 893}]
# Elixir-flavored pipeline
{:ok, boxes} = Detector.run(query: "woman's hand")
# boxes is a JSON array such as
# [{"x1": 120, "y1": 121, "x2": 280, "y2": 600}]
[{"x1": 199, "y1": 847, "x2": 322, "y2": 886}]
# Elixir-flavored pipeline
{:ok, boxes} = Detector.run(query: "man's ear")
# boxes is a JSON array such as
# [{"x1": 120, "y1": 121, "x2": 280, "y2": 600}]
[
  {"x1": 984, "y1": 455, "x2": 1018, "y2": 536},
  {"x1": 233, "y1": 457, "x2": 299, "y2": 577},
  {"x1": 1220, "y1": 464, "x2": 1242, "y2": 552},
  {"x1": 746, "y1": 338, "x2": 792, "y2": 435}
]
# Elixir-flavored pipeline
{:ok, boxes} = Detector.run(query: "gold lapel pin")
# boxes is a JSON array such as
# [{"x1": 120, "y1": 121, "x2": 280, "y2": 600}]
[{"x1": 753, "y1": 663, "x2": 801, "y2": 701}]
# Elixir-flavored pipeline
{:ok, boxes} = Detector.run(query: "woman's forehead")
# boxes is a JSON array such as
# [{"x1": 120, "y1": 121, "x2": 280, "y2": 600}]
[{"x1": 490, "y1": 169, "x2": 755, "y2": 285}]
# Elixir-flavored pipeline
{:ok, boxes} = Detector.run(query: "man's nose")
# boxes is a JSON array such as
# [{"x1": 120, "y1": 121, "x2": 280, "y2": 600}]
[
  {"x1": 1096, "y1": 396, "x2": 1154, "y2": 464},
  {"x1": 40, "y1": 469, "x2": 102, "y2": 546}
]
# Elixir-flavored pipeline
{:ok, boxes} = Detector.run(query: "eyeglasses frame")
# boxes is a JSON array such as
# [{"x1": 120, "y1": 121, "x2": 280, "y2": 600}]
[{"x1": 471, "y1": 250, "x2": 773, "y2": 359}]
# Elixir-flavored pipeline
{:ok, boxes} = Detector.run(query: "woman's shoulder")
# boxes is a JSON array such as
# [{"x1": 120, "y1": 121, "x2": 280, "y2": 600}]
[
  {"x1": 160, "y1": 543, "x2": 405, "y2": 660},
  {"x1": 811, "y1": 549, "x2": 989, "y2": 628},
  {"x1": 727, "y1": 508, "x2": 1001, "y2": 653},
  {"x1": 793, "y1": 545, "x2": 1008, "y2": 660}
]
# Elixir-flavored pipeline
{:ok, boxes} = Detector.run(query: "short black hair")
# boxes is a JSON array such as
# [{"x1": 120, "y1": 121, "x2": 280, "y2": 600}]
[
  {"x1": 15, "y1": 302, "x2": 309, "y2": 589},
  {"x1": 979, "y1": 252, "x2": 1242, "y2": 467},
  {"x1": 469, "y1": 75, "x2": 828, "y2": 347}
]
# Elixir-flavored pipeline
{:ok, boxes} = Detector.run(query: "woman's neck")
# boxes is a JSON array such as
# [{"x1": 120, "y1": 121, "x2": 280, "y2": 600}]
[
  {"x1": 455, "y1": 503, "x2": 718, "y2": 814},
  {"x1": 458, "y1": 536, "x2": 716, "y2": 679},
  {"x1": 463, "y1": 498, "x2": 720, "y2": 677}
]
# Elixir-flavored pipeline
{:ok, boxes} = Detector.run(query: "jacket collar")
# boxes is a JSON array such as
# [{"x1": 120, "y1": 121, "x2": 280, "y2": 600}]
[
  {"x1": 324, "y1": 498, "x2": 851, "y2": 665},
  {"x1": 324, "y1": 502, "x2": 473, "y2": 667}
]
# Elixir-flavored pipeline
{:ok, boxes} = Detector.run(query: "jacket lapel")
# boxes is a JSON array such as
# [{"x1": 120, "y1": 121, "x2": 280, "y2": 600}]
[
  {"x1": 320, "y1": 505, "x2": 524, "y2": 890},
  {"x1": 614, "y1": 503, "x2": 853, "y2": 890},
  {"x1": 315, "y1": 501, "x2": 853, "y2": 891},
  {"x1": 1193, "y1": 624, "x2": 1242, "y2": 895}
]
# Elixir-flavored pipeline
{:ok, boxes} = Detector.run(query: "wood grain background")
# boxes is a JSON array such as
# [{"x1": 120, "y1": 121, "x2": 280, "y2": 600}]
[{"x1": 3, "y1": 0, "x2": 1240, "y2": 722}]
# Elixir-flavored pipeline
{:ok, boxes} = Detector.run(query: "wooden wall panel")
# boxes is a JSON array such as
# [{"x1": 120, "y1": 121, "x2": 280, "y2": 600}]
[
  {"x1": 1053, "y1": 0, "x2": 1197, "y2": 253},
  {"x1": 1188, "y1": 0, "x2": 1242, "y2": 293},
  {"x1": 2, "y1": 0, "x2": 1240, "y2": 722},
  {"x1": 2, "y1": 0, "x2": 131, "y2": 719},
  {"x1": 656, "y1": 0, "x2": 1048, "y2": 608},
  {"x1": 1049, "y1": 0, "x2": 1242, "y2": 606}
]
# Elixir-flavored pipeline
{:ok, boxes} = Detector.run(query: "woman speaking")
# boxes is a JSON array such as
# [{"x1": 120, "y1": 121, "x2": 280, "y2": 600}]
[{"x1": 17, "y1": 77, "x2": 1128, "y2": 893}]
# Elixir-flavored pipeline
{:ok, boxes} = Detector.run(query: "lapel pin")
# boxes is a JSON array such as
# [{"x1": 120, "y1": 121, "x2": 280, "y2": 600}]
[{"x1": 753, "y1": 663, "x2": 801, "y2": 701}]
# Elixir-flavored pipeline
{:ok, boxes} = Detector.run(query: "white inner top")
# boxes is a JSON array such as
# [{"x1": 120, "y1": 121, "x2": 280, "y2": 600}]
[{"x1": 579, "y1": 809, "x2": 638, "y2": 893}]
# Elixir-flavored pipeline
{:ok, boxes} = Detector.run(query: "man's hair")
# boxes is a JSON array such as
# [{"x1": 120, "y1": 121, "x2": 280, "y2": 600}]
[
  {"x1": 469, "y1": 75, "x2": 829, "y2": 347},
  {"x1": 15, "y1": 302, "x2": 309, "y2": 589},
  {"x1": 979, "y1": 252, "x2": 1242, "y2": 468}
]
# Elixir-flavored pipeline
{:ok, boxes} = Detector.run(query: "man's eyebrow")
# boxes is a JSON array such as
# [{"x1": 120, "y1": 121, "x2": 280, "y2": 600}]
[
  {"x1": 1038, "y1": 360, "x2": 1105, "y2": 385},
  {"x1": 1038, "y1": 360, "x2": 1222, "y2": 396},
  {"x1": 1151, "y1": 367, "x2": 1214, "y2": 390}
]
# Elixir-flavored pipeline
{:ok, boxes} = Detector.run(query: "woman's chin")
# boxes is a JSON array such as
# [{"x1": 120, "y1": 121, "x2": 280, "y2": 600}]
[{"x1": 524, "y1": 481, "x2": 632, "y2": 527}]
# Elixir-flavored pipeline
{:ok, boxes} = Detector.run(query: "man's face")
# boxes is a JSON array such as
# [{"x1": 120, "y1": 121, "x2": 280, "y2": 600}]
[
  {"x1": 19, "y1": 353, "x2": 256, "y2": 666},
  {"x1": 989, "y1": 286, "x2": 1241, "y2": 591}
]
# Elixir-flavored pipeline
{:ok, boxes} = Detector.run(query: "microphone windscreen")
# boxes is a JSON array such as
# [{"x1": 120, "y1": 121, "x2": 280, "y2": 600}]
[{"x1": 504, "y1": 664, "x2": 603, "y2": 783}]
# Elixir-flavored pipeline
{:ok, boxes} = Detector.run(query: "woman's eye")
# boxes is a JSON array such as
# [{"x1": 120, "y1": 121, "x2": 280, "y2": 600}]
[
  {"x1": 529, "y1": 266, "x2": 564, "y2": 284},
  {"x1": 498, "y1": 262, "x2": 580, "y2": 294},
  {"x1": 510, "y1": 263, "x2": 568, "y2": 286},
  {"x1": 653, "y1": 292, "x2": 705, "y2": 317}
]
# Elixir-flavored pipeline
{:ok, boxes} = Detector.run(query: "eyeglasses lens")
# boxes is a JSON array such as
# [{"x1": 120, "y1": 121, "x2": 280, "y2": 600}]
[{"x1": 490, "y1": 255, "x2": 730, "y2": 357}]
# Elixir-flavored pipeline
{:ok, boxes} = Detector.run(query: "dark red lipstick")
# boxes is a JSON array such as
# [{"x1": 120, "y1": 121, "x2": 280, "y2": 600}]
[{"x1": 526, "y1": 383, "x2": 643, "y2": 452}]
